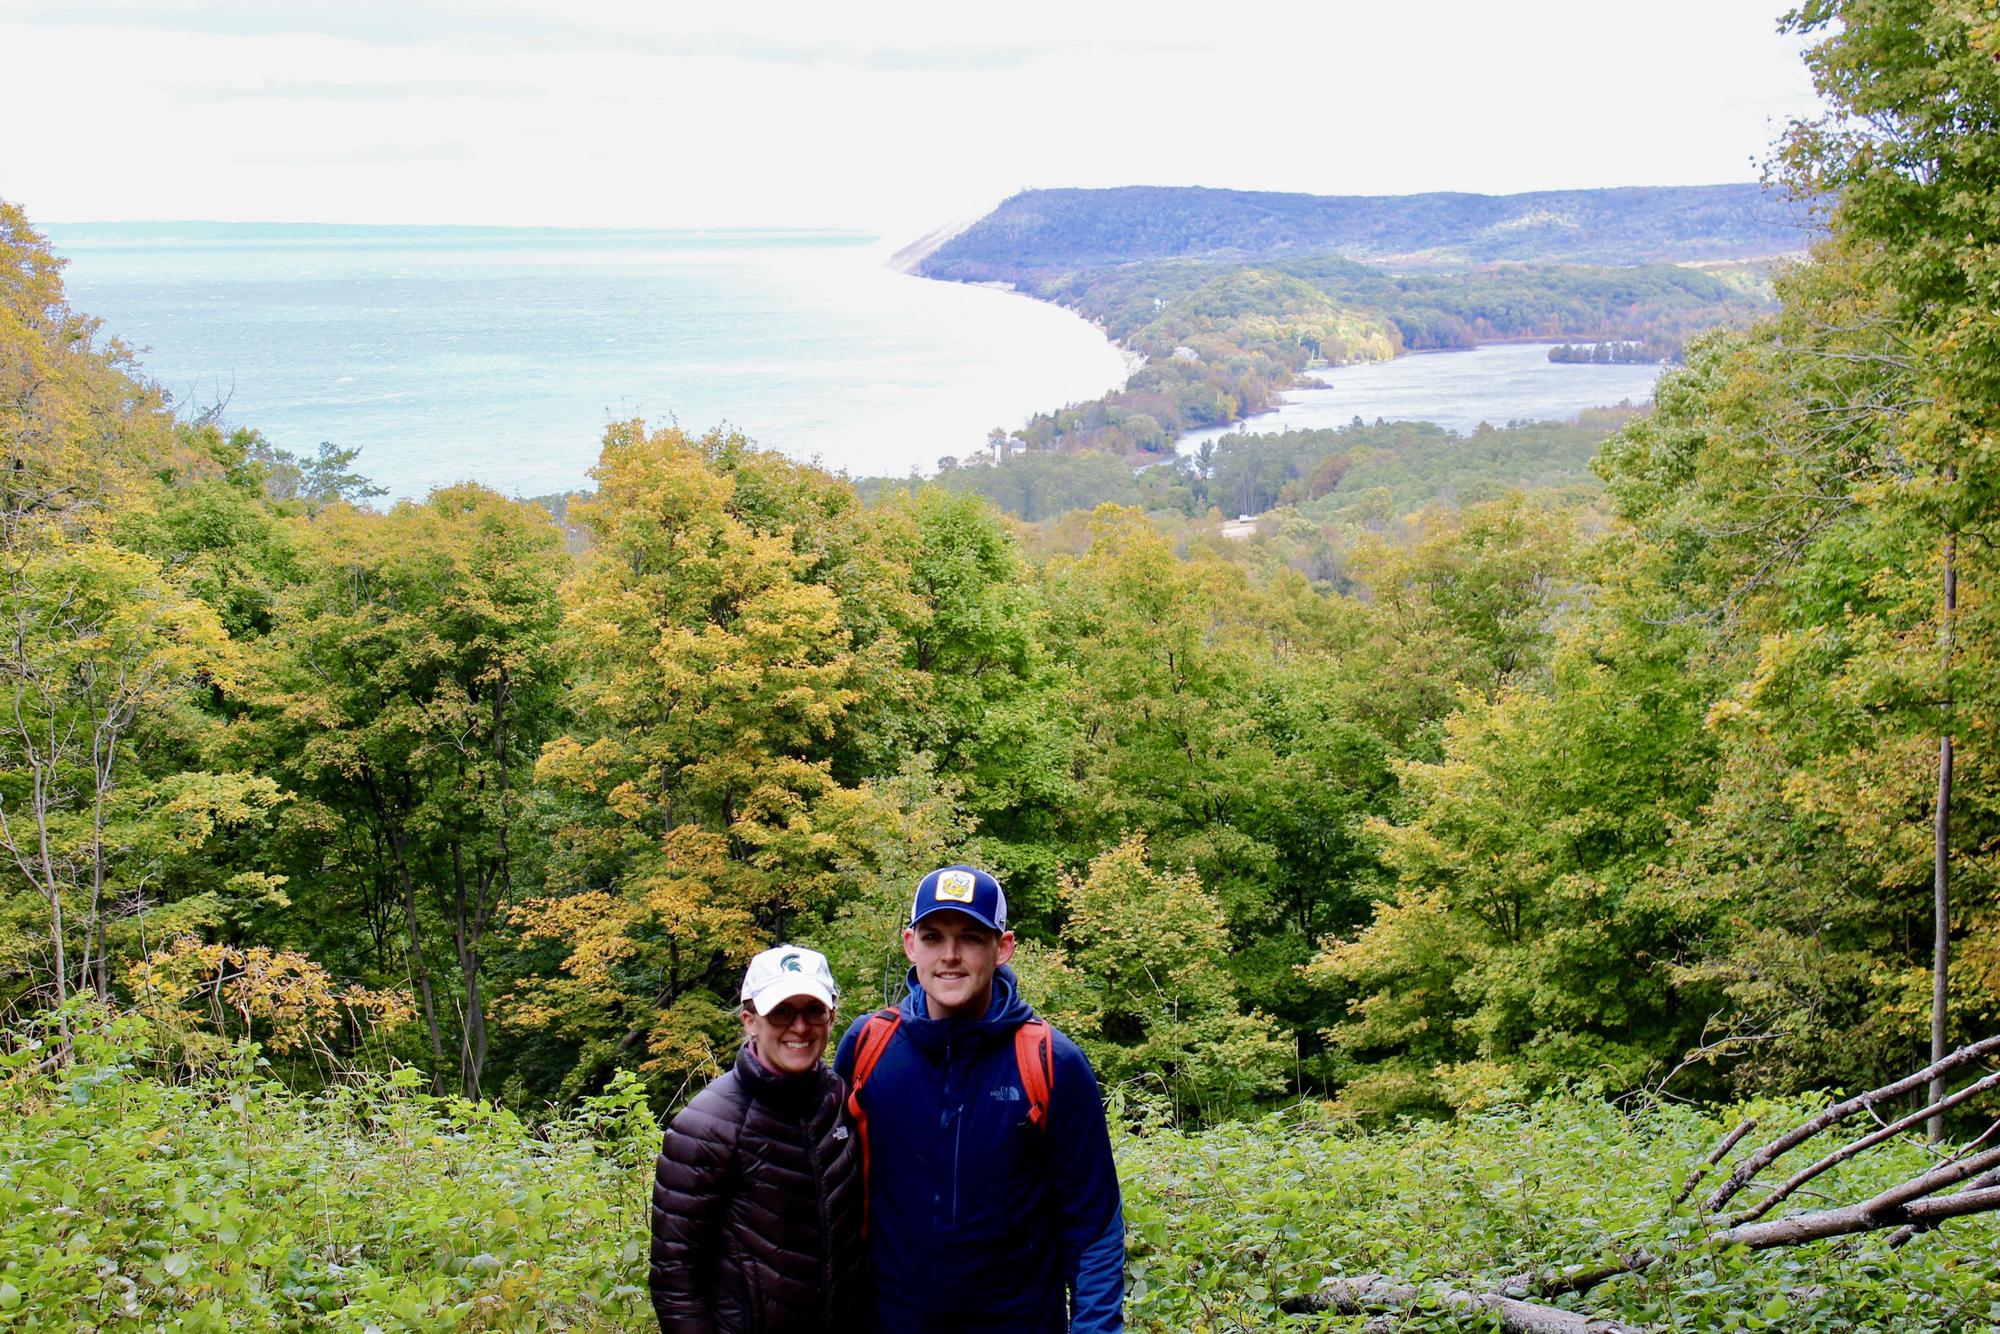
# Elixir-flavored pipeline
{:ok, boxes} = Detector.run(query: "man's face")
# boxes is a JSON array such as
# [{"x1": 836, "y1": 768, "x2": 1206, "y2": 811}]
[
  {"x1": 742, "y1": 997, "x2": 833, "y2": 1077},
  {"x1": 903, "y1": 911, "x2": 1015, "y2": 1021}
]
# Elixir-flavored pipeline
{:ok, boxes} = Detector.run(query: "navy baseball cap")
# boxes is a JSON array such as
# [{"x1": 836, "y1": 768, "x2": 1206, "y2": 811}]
[{"x1": 909, "y1": 865, "x2": 1009, "y2": 932}]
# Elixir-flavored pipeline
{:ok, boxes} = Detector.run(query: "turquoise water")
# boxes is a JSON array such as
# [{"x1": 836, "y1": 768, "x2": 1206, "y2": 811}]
[{"x1": 47, "y1": 224, "x2": 1131, "y2": 500}]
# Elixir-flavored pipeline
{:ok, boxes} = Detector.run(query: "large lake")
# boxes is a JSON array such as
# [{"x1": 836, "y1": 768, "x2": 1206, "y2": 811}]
[
  {"x1": 1178, "y1": 343, "x2": 1662, "y2": 454},
  {"x1": 47, "y1": 224, "x2": 1132, "y2": 500},
  {"x1": 50, "y1": 223, "x2": 1668, "y2": 499}
]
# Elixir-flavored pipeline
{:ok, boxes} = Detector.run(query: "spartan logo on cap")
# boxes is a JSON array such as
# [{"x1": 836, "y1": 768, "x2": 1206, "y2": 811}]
[
  {"x1": 935, "y1": 869, "x2": 977, "y2": 904},
  {"x1": 780, "y1": 953, "x2": 802, "y2": 972}
]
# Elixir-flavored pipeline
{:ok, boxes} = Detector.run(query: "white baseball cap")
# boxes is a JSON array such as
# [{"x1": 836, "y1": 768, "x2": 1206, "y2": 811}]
[{"x1": 740, "y1": 944, "x2": 840, "y2": 1015}]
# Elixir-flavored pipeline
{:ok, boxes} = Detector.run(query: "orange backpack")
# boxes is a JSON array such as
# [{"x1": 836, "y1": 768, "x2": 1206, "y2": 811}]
[{"x1": 844, "y1": 1008, "x2": 1054, "y2": 1229}]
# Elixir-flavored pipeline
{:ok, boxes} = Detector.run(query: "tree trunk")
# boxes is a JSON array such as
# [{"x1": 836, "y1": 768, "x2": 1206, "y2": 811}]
[
  {"x1": 1290, "y1": 1275, "x2": 1642, "y2": 1333},
  {"x1": 448, "y1": 839, "x2": 487, "y2": 1100},
  {"x1": 88, "y1": 729, "x2": 116, "y2": 1002},
  {"x1": 462, "y1": 955, "x2": 486, "y2": 1100},
  {"x1": 364, "y1": 825, "x2": 396, "y2": 968},
  {"x1": 35, "y1": 776, "x2": 70, "y2": 1044},
  {"x1": 384, "y1": 817, "x2": 447, "y2": 1094},
  {"x1": 1931, "y1": 531, "x2": 1955, "y2": 1142},
  {"x1": 365, "y1": 772, "x2": 449, "y2": 1093}
]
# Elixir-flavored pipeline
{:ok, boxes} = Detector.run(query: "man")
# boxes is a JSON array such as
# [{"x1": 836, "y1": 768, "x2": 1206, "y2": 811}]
[{"x1": 834, "y1": 865, "x2": 1125, "y2": 1333}]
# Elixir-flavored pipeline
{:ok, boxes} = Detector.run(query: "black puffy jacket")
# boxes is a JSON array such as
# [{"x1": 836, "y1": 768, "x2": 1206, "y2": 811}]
[{"x1": 648, "y1": 1042, "x2": 866, "y2": 1334}]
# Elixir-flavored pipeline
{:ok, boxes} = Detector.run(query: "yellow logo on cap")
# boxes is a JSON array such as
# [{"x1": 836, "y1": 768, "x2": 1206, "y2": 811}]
[{"x1": 936, "y1": 869, "x2": 977, "y2": 903}]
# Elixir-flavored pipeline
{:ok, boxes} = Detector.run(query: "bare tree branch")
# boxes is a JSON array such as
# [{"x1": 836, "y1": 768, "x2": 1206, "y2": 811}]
[
  {"x1": 1674, "y1": 1116, "x2": 1758, "y2": 1207},
  {"x1": 1729, "y1": 1068, "x2": 2000, "y2": 1224},
  {"x1": 1704, "y1": 1034, "x2": 2000, "y2": 1213}
]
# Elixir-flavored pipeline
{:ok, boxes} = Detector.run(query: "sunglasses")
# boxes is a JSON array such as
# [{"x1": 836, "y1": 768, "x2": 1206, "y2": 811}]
[{"x1": 761, "y1": 1002, "x2": 831, "y2": 1027}]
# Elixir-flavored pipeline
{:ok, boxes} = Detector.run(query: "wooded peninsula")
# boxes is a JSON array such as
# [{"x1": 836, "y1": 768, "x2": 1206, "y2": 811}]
[
  {"x1": 6, "y1": 1, "x2": 2000, "y2": 1328},
  {"x1": 866, "y1": 184, "x2": 1792, "y2": 507}
]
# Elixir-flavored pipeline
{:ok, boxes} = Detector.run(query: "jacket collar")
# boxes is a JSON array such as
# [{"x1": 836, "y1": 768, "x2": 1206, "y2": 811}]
[
  {"x1": 895, "y1": 964, "x2": 1037, "y2": 1054},
  {"x1": 734, "y1": 1040, "x2": 833, "y2": 1111}
]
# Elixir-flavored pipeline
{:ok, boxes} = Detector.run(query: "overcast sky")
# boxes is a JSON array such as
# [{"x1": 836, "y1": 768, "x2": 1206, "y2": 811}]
[{"x1": 1, "y1": 0, "x2": 1825, "y2": 239}]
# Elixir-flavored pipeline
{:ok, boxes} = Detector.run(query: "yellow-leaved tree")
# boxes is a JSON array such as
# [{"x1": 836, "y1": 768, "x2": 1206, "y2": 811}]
[
  {"x1": 510, "y1": 422, "x2": 924, "y2": 1096},
  {"x1": 0, "y1": 200, "x2": 180, "y2": 542}
]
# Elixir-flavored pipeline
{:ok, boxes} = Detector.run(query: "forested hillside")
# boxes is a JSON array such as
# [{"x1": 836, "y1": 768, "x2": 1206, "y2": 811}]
[
  {"x1": 864, "y1": 411, "x2": 1632, "y2": 529},
  {"x1": 6, "y1": 0, "x2": 2000, "y2": 1325},
  {"x1": 864, "y1": 253, "x2": 1766, "y2": 475},
  {"x1": 917, "y1": 183, "x2": 1812, "y2": 282},
  {"x1": 897, "y1": 212, "x2": 1777, "y2": 468}
]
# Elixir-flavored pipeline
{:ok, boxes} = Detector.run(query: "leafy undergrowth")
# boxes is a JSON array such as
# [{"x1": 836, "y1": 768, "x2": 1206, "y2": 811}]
[
  {"x1": 0, "y1": 1021, "x2": 657, "y2": 1331},
  {"x1": 1119, "y1": 1095, "x2": 2000, "y2": 1332},
  {"x1": 5, "y1": 1027, "x2": 1998, "y2": 1330}
]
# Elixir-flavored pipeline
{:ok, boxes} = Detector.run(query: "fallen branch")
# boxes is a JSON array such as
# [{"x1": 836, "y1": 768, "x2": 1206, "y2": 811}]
[
  {"x1": 1516, "y1": 1252, "x2": 1662, "y2": 1301},
  {"x1": 1523, "y1": 1042, "x2": 2000, "y2": 1299},
  {"x1": 1286, "y1": 1274, "x2": 1644, "y2": 1334},
  {"x1": 1890, "y1": 1164, "x2": 2000, "y2": 1247},
  {"x1": 1527, "y1": 1150, "x2": 2000, "y2": 1298},
  {"x1": 1704, "y1": 1034, "x2": 2000, "y2": 1214},
  {"x1": 1672, "y1": 1116, "x2": 1756, "y2": 1207},
  {"x1": 1723, "y1": 1145, "x2": 2000, "y2": 1250},
  {"x1": 1292, "y1": 1039, "x2": 2000, "y2": 1324},
  {"x1": 1728, "y1": 1070, "x2": 2000, "y2": 1224}
]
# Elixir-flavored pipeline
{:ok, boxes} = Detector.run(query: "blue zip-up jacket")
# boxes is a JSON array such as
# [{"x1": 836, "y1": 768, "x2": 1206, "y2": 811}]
[{"x1": 833, "y1": 966, "x2": 1125, "y2": 1333}]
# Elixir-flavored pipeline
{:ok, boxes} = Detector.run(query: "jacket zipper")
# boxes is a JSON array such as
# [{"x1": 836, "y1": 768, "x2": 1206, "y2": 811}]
[
  {"x1": 804, "y1": 1100, "x2": 833, "y2": 1326},
  {"x1": 951, "y1": 1114, "x2": 963, "y2": 1227},
  {"x1": 947, "y1": 1036, "x2": 961, "y2": 1228}
]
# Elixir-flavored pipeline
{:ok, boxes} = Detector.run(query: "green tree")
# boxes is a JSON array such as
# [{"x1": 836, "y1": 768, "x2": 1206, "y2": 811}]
[
  {"x1": 246, "y1": 485, "x2": 568, "y2": 1096},
  {"x1": 1311, "y1": 619, "x2": 1716, "y2": 1116},
  {"x1": 1042, "y1": 506, "x2": 1280, "y2": 926},
  {"x1": 1053, "y1": 834, "x2": 1287, "y2": 1121},
  {"x1": 0, "y1": 531, "x2": 263, "y2": 1041},
  {"x1": 880, "y1": 488, "x2": 1077, "y2": 895},
  {"x1": 1778, "y1": 0, "x2": 2000, "y2": 1125},
  {"x1": 1347, "y1": 494, "x2": 1579, "y2": 723},
  {"x1": 1580, "y1": 4, "x2": 2000, "y2": 1100}
]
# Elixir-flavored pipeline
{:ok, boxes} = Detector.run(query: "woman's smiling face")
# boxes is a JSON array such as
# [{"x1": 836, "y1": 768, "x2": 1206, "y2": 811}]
[{"x1": 743, "y1": 997, "x2": 833, "y2": 1076}]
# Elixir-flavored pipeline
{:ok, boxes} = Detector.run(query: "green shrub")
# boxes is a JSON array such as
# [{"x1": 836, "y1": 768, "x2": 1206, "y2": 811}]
[
  {"x1": 7, "y1": 1019, "x2": 1996, "y2": 1331},
  {"x1": 1115, "y1": 1094, "x2": 2000, "y2": 1332},
  {"x1": 0, "y1": 1015, "x2": 654, "y2": 1331}
]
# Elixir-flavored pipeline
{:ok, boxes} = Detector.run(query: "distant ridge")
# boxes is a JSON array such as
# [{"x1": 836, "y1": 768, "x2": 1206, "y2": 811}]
[{"x1": 916, "y1": 184, "x2": 1816, "y2": 281}]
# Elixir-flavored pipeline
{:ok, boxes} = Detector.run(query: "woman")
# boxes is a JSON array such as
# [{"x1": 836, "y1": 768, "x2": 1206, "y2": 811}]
[{"x1": 648, "y1": 944, "x2": 867, "y2": 1334}]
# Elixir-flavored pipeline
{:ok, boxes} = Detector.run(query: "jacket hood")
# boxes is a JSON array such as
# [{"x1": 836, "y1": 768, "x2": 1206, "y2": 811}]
[{"x1": 895, "y1": 963, "x2": 1036, "y2": 1054}]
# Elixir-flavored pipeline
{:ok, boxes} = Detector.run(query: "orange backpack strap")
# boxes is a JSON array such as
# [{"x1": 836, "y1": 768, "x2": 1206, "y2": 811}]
[
  {"x1": 845, "y1": 1007, "x2": 902, "y2": 1233},
  {"x1": 1014, "y1": 1017, "x2": 1054, "y2": 1131}
]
